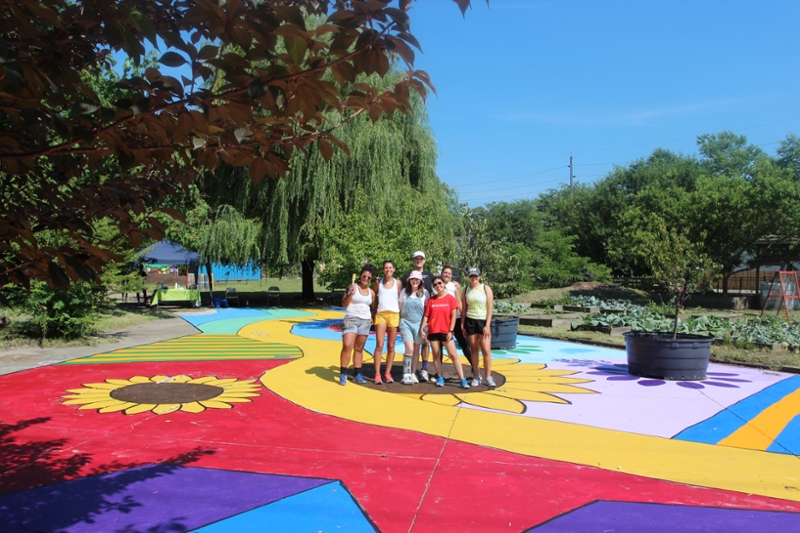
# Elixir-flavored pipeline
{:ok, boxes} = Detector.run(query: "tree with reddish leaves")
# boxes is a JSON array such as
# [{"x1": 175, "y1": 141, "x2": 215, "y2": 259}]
[{"x1": 0, "y1": 0, "x2": 476, "y2": 290}]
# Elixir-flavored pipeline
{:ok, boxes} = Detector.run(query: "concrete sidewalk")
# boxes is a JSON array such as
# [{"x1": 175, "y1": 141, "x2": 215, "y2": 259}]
[{"x1": 0, "y1": 316, "x2": 198, "y2": 376}]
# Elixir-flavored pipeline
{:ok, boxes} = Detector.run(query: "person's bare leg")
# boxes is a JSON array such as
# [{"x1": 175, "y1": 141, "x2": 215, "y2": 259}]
[
  {"x1": 480, "y1": 335, "x2": 492, "y2": 378},
  {"x1": 373, "y1": 322, "x2": 387, "y2": 381},
  {"x1": 444, "y1": 339, "x2": 465, "y2": 379},
  {"x1": 384, "y1": 327, "x2": 398, "y2": 380}
]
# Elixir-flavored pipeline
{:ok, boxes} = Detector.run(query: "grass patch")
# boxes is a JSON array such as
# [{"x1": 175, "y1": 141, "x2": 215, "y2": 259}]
[
  {"x1": 519, "y1": 323, "x2": 800, "y2": 370},
  {"x1": 0, "y1": 305, "x2": 172, "y2": 350}
]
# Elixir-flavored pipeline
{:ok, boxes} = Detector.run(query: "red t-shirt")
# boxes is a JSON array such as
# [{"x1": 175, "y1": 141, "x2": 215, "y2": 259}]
[{"x1": 424, "y1": 293, "x2": 458, "y2": 335}]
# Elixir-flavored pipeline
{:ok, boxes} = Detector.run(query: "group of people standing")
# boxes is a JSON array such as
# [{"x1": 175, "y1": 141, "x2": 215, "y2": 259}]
[{"x1": 339, "y1": 251, "x2": 496, "y2": 389}]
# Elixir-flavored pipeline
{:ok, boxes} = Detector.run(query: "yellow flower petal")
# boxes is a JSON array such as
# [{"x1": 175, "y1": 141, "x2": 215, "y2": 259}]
[
  {"x1": 217, "y1": 389, "x2": 261, "y2": 400},
  {"x1": 150, "y1": 375, "x2": 170, "y2": 382},
  {"x1": 499, "y1": 367, "x2": 576, "y2": 376},
  {"x1": 66, "y1": 388, "x2": 100, "y2": 393},
  {"x1": 129, "y1": 376, "x2": 153, "y2": 383},
  {"x1": 456, "y1": 393, "x2": 525, "y2": 414},
  {"x1": 125, "y1": 404, "x2": 157, "y2": 415},
  {"x1": 152, "y1": 404, "x2": 181, "y2": 414},
  {"x1": 62, "y1": 392, "x2": 112, "y2": 400},
  {"x1": 170, "y1": 375, "x2": 192, "y2": 383},
  {"x1": 72, "y1": 399, "x2": 123, "y2": 409},
  {"x1": 80, "y1": 382, "x2": 118, "y2": 389},
  {"x1": 491, "y1": 358, "x2": 525, "y2": 367},
  {"x1": 180, "y1": 402, "x2": 206, "y2": 413},
  {"x1": 99, "y1": 402, "x2": 137, "y2": 413},
  {"x1": 213, "y1": 397, "x2": 252, "y2": 403},
  {"x1": 187, "y1": 376, "x2": 217, "y2": 384},
  {"x1": 490, "y1": 389, "x2": 570, "y2": 404},
  {"x1": 395, "y1": 393, "x2": 424, "y2": 399},
  {"x1": 205, "y1": 378, "x2": 239, "y2": 386},
  {"x1": 420, "y1": 394, "x2": 461, "y2": 407},
  {"x1": 199, "y1": 400, "x2": 233, "y2": 409},
  {"x1": 105, "y1": 379, "x2": 134, "y2": 386}
]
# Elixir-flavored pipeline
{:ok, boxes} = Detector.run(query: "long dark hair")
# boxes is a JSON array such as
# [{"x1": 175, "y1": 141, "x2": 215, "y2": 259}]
[{"x1": 405, "y1": 276, "x2": 426, "y2": 298}]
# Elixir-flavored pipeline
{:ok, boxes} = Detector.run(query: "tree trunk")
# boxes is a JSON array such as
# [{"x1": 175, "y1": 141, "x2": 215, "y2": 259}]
[
  {"x1": 301, "y1": 259, "x2": 315, "y2": 301},
  {"x1": 722, "y1": 273, "x2": 729, "y2": 295}
]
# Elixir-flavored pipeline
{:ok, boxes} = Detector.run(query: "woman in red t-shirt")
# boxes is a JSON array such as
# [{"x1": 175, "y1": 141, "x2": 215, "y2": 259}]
[{"x1": 420, "y1": 276, "x2": 470, "y2": 389}]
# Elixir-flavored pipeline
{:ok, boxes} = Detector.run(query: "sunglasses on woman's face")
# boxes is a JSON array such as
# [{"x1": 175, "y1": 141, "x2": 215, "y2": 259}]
[
  {"x1": 433, "y1": 281, "x2": 444, "y2": 287},
  {"x1": 361, "y1": 275, "x2": 372, "y2": 280},
  {"x1": 409, "y1": 279, "x2": 421, "y2": 283}
]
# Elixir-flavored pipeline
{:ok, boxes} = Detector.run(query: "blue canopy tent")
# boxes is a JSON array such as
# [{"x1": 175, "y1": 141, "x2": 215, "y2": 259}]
[{"x1": 136, "y1": 241, "x2": 215, "y2": 301}]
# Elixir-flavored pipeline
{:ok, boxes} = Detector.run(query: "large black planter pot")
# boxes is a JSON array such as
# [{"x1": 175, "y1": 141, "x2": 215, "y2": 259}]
[
  {"x1": 624, "y1": 332, "x2": 714, "y2": 381},
  {"x1": 491, "y1": 315, "x2": 519, "y2": 350}
]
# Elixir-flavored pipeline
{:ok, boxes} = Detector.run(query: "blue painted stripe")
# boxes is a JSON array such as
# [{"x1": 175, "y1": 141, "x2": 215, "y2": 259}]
[
  {"x1": 767, "y1": 412, "x2": 800, "y2": 455},
  {"x1": 190, "y1": 481, "x2": 377, "y2": 533},
  {"x1": 674, "y1": 375, "x2": 800, "y2": 444}
]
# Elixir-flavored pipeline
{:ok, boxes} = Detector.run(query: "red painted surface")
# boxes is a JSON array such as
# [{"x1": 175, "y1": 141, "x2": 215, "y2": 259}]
[{"x1": 2, "y1": 360, "x2": 800, "y2": 532}]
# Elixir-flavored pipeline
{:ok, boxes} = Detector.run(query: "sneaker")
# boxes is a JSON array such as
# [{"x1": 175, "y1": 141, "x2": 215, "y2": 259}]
[
  {"x1": 419, "y1": 369, "x2": 430, "y2": 382},
  {"x1": 355, "y1": 373, "x2": 367, "y2": 384},
  {"x1": 411, "y1": 373, "x2": 419, "y2": 384},
  {"x1": 339, "y1": 374, "x2": 347, "y2": 386},
  {"x1": 460, "y1": 378, "x2": 470, "y2": 389},
  {"x1": 384, "y1": 373, "x2": 394, "y2": 384},
  {"x1": 402, "y1": 373, "x2": 414, "y2": 385},
  {"x1": 486, "y1": 376, "x2": 497, "y2": 388},
  {"x1": 435, "y1": 376, "x2": 445, "y2": 387},
  {"x1": 374, "y1": 375, "x2": 383, "y2": 385},
  {"x1": 471, "y1": 376, "x2": 481, "y2": 387}
]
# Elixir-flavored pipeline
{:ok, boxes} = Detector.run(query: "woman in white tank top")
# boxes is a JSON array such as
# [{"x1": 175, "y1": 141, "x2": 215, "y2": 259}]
[
  {"x1": 339, "y1": 264, "x2": 375, "y2": 386},
  {"x1": 371, "y1": 260, "x2": 402, "y2": 384}
]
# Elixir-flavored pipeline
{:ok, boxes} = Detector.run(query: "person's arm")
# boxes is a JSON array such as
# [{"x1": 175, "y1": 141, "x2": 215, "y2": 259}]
[
  {"x1": 341, "y1": 284, "x2": 356, "y2": 307},
  {"x1": 371, "y1": 280, "x2": 379, "y2": 319},
  {"x1": 420, "y1": 299, "x2": 430, "y2": 340},
  {"x1": 448, "y1": 306, "x2": 456, "y2": 343},
  {"x1": 461, "y1": 287, "x2": 469, "y2": 335},
  {"x1": 484, "y1": 284, "x2": 494, "y2": 338}
]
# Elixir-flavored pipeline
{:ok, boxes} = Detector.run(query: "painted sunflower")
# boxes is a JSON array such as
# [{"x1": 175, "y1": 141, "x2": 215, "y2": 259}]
[
  {"x1": 397, "y1": 358, "x2": 596, "y2": 414},
  {"x1": 62, "y1": 375, "x2": 261, "y2": 415}
]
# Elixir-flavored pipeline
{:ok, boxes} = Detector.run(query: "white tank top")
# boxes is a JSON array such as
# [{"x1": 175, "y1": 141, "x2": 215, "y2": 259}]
[
  {"x1": 445, "y1": 281, "x2": 461, "y2": 319},
  {"x1": 376, "y1": 278, "x2": 400, "y2": 313},
  {"x1": 346, "y1": 286, "x2": 373, "y2": 320}
]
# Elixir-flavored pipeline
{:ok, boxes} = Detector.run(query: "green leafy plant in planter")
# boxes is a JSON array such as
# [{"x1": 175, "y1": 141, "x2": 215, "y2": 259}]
[{"x1": 613, "y1": 215, "x2": 721, "y2": 380}]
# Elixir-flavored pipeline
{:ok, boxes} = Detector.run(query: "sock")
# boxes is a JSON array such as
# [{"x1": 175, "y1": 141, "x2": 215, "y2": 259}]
[
  {"x1": 422, "y1": 361, "x2": 428, "y2": 370},
  {"x1": 353, "y1": 366, "x2": 361, "y2": 377},
  {"x1": 340, "y1": 366, "x2": 347, "y2": 376}
]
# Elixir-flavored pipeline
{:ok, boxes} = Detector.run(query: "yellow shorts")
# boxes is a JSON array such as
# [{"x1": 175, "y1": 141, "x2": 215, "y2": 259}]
[{"x1": 374, "y1": 311, "x2": 400, "y2": 328}]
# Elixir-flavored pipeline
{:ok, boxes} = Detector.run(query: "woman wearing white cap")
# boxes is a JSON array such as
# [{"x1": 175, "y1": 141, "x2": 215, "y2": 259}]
[
  {"x1": 462, "y1": 268, "x2": 496, "y2": 387},
  {"x1": 400, "y1": 250, "x2": 434, "y2": 381},
  {"x1": 398, "y1": 270, "x2": 429, "y2": 385}
]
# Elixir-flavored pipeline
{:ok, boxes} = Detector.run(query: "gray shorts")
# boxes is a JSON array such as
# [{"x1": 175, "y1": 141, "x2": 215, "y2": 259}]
[
  {"x1": 342, "y1": 316, "x2": 371, "y2": 336},
  {"x1": 399, "y1": 319, "x2": 423, "y2": 344}
]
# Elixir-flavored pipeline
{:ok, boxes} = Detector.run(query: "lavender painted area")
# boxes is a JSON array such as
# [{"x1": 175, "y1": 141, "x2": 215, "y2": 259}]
[
  {"x1": 1, "y1": 465, "x2": 330, "y2": 533},
  {"x1": 526, "y1": 501, "x2": 800, "y2": 532},
  {"x1": 498, "y1": 359, "x2": 794, "y2": 439}
]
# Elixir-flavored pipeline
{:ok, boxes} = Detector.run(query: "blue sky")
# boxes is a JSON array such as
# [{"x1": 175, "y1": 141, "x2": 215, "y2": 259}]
[{"x1": 405, "y1": 0, "x2": 800, "y2": 206}]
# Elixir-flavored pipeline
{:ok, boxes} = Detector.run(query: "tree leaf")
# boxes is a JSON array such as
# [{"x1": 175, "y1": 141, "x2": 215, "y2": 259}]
[{"x1": 159, "y1": 52, "x2": 187, "y2": 67}]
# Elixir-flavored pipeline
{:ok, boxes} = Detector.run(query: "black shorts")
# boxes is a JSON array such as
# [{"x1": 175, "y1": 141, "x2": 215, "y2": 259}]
[
  {"x1": 427, "y1": 332, "x2": 449, "y2": 343},
  {"x1": 464, "y1": 317, "x2": 487, "y2": 336}
]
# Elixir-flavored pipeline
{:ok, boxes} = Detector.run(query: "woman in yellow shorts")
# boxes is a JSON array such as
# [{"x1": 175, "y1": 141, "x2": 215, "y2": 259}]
[{"x1": 372, "y1": 260, "x2": 402, "y2": 384}]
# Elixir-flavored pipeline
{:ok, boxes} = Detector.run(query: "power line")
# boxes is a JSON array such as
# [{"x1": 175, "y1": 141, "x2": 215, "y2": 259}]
[{"x1": 452, "y1": 165, "x2": 566, "y2": 189}]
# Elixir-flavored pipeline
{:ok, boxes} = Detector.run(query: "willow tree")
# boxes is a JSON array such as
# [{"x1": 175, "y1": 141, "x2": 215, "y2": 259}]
[{"x1": 195, "y1": 77, "x2": 454, "y2": 298}]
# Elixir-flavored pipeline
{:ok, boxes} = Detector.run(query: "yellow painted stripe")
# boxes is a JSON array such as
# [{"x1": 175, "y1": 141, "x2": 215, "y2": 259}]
[{"x1": 719, "y1": 388, "x2": 800, "y2": 451}]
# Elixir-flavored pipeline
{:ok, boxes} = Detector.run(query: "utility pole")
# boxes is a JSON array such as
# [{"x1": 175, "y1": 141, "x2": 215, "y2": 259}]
[{"x1": 569, "y1": 154, "x2": 574, "y2": 196}]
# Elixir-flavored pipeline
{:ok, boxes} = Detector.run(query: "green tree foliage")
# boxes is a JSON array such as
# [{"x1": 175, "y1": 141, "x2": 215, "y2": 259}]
[
  {"x1": 1, "y1": 0, "x2": 477, "y2": 290},
  {"x1": 540, "y1": 132, "x2": 800, "y2": 292},
  {"x1": 465, "y1": 200, "x2": 609, "y2": 293}
]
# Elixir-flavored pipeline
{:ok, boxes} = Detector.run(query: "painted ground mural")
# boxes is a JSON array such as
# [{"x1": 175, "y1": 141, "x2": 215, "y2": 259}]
[{"x1": 2, "y1": 307, "x2": 800, "y2": 532}]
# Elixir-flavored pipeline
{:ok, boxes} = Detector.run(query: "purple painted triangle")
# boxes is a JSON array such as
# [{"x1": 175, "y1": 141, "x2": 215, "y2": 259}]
[{"x1": 1, "y1": 465, "x2": 331, "y2": 533}]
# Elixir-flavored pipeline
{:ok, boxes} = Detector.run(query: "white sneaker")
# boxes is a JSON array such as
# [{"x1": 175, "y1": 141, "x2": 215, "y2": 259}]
[
  {"x1": 486, "y1": 376, "x2": 497, "y2": 388},
  {"x1": 402, "y1": 373, "x2": 414, "y2": 385},
  {"x1": 411, "y1": 373, "x2": 419, "y2": 384},
  {"x1": 471, "y1": 376, "x2": 481, "y2": 387},
  {"x1": 419, "y1": 369, "x2": 430, "y2": 382}
]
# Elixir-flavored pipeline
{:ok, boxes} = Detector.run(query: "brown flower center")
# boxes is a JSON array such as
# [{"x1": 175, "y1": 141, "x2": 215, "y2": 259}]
[{"x1": 110, "y1": 383, "x2": 223, "y2": 404}]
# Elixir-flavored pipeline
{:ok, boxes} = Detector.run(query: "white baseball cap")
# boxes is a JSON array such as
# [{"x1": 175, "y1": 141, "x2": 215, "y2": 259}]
[{"x1": 412, "y1": 251, "x2": 426, "y2": 259}]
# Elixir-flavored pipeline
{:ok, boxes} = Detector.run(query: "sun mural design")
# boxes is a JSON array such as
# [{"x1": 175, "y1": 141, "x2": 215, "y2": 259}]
[
  {"x1": 399, "y1": 358, "x2": 596, "y2": 414},
  {"x1": 62, "y1": 375, "x2": 261, "y2": 415}
]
